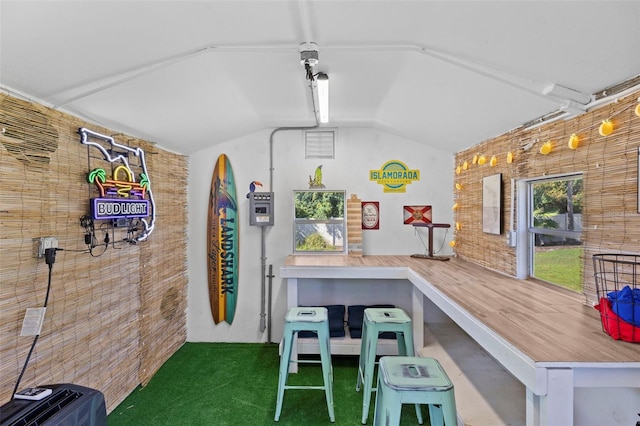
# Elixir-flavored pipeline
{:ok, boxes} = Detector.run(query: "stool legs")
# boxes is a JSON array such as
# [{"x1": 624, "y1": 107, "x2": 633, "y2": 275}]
[
  {"x1": 373, "y1": 356, "x2": 457, "y2": 426},
  {"x1": 356, "y1": 310, "x2": 419, "y2": 424},
  {"x1": 356, "y1": 322, "x2": 378, "y2": 423},
  {"x1": 374, "y1": 388, "x2": 456, "y2": 426},
  {"x1": 355, "y1": 313, "x2": 369, "y2": 393},
  {"x1": 435, "y1": 399, "x2": 457, "y2": 426},
  {"x1": 275, "y1": 308, "x2": 335, "y2": 423},
  {"x1": 317, "y1": 323, "x2": 336, "y2": 422},
  {"x1": 428, "y1": 405, "x2": 444, "y2": 426},
  {"x1": 274, "y1": 323, "x2": 295, "y2": 422},
  {"x1": 373, "y1": 372, "x2": 396, "y2": 426}
]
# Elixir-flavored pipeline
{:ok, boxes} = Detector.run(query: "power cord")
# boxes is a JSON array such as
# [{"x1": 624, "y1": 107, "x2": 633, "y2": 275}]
[
  {"x1": 80, "y1": 215, "x2": 96, "y2": 248},
  {"x1": 10, "y1": 248, "x2": 58, "y2": 401}
]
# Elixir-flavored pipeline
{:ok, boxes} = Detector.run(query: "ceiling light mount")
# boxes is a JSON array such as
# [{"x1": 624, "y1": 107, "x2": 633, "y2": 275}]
[
  {"x1": 299, "y1": 42, "x2": 329, "y2": 124},
  {"x1": 299, "y1": 42, "x2": 319, "y2": 68}
]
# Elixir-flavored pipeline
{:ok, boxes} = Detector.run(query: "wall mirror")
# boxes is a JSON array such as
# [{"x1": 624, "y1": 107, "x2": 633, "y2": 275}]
[{"x1": 482, "y1": 173, "x2": 502, "y2": 234}]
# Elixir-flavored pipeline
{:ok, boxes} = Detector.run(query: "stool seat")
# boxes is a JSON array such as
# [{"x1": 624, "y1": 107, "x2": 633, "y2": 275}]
[
  {"x1": 356, "y1": 308, "x2": 419, "y2": 424},
  {"x1": 374, "y1": 356, "x2": 457, "y2": 426},
  {"x1": 364, "y1": 308, "x2": 411, "y2": 324},
  {"x1": 275, "y1": 307, "x2": 335, "y2": 422},
  {"x1": 285, "y1": 306, "x2": 328, "y2": 323}
]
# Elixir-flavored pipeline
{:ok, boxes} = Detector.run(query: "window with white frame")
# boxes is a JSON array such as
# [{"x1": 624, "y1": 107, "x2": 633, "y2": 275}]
[
  {"x1": 526, "y1": 174, "x2": 584, "y2": 292},
  {"x1": 293, "y1": 190, "x2": 345, "y2": 253}
]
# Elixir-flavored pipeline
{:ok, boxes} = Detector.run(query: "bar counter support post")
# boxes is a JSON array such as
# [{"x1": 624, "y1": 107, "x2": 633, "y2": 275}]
[{"x1": 286, "y1": 277, "x2": 299, "y2": 373}]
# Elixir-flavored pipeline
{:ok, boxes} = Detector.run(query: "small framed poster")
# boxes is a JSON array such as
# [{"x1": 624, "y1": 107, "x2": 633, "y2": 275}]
[
  {"x1": 482, "y1": 173, "x2": 502, "y2": 234},
  {"x1": 403, "y1": 205, "x2": 432, "y2": 225},
  {"x1": 362, "y1": 201, "x2": 380, "y2": 230}
]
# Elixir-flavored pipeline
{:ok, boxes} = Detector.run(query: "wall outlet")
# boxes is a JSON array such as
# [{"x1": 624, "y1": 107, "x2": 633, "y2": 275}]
[
  {"x1": 37, "y1": 237, "x2": 58, "y2": 258},
  {"x1": 506, "y1": 231, "x2": 517, "y2": 248}
]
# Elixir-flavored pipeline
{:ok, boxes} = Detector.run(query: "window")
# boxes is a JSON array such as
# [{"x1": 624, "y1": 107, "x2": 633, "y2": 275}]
[
  {"x1": 527, "y1": 174, "x2": 584, "y2": 291},
  {"x1": 293, "y1": 190, "x2": 345, "y2": 253}
]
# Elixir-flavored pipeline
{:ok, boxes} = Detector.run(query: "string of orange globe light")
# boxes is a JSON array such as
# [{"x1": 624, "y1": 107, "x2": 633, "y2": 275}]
[{"x1": 449, "y1": 95, "x2": 640, "y2": 248}]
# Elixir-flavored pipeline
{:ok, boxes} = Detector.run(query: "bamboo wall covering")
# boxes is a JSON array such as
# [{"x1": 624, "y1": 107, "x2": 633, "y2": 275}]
[
  {"x1": 453, "y1": 90, "x2": 640, "y2": 304},
  {"x1": 0, "y1": 93, "x2": 188, "y2": 411}
]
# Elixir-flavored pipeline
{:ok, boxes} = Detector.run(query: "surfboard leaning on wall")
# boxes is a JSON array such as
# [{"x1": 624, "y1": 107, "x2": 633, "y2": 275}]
[{"x1": 207, "y1": 154, "x2": 239, "y2": 324}]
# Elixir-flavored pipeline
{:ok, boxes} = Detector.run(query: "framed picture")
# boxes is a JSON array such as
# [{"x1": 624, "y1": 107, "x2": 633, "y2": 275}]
[
  {"x1": 362, "y1": 201, "x2": 380, "y2": 230},
  {"x1": 403, "y1": 205, "x2": 432, "y2": 225},
  {"x1": 482, "y1": 174, "x2": 502, "y2": 234}
]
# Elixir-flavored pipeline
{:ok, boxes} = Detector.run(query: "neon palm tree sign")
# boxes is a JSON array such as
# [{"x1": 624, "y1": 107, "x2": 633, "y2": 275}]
[{"x1": 79, "y1": 127, "x2": 156, "y2": 242}]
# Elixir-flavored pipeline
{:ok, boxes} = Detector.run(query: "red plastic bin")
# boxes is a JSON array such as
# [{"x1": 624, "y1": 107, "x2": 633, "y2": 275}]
[{"x1": 592, "y1": 253, "x2": 640, "y2": 344}]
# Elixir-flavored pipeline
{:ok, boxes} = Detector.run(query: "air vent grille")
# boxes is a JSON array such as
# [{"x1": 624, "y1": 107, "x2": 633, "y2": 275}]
[
  {"x1": 305, "y1": 130, "x2": 335, "y2": 159},
  {"x1": 13, "y1": 389, "x2": 82, "y2": 426}
]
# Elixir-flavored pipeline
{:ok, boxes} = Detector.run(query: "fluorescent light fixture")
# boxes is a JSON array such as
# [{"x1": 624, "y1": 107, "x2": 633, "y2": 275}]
[{"x1": 316, "y1": 72, "x2": 329, "y2": 123}]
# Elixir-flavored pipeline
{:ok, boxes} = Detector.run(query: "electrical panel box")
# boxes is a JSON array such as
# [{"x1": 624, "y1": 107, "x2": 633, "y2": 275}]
[{"x1": 249, "y1": 192, "x2": 274, "y2": 226}]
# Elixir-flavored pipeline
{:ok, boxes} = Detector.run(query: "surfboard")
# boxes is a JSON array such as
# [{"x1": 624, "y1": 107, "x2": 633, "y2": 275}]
[{"x1": 207, "y1": 154, "x2": 239, "y2": 324}]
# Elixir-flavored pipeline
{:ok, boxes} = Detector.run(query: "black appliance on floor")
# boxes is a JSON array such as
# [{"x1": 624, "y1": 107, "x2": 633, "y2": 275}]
[{"x1": 0, "y1": 383, "x2": 106, "y2": 426}]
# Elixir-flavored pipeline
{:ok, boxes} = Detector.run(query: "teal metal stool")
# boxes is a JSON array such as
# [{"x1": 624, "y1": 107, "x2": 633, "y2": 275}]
[
  {"x1": 274, "y1": 307, "x2": 335, "y2": 422},
  {"x1": 356, "y1": 307, "x2": 419, "y2": 424},
  {"x1": 373, "y1": 356, "x2": 457, "y2": 426}
]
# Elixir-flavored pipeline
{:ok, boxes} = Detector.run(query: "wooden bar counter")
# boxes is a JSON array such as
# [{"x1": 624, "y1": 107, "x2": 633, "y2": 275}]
[{"x1": 281, "y1": 255, "x2": 640, "y2": 426}]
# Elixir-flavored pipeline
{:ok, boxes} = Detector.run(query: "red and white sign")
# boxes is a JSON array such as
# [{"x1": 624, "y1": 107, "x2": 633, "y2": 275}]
[{"x1": 362, "y1": 201, "x2": 380, "y2": 230}]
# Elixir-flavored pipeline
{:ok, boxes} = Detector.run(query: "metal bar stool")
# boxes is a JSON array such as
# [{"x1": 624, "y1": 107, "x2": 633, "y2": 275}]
[
  {"x1": 356, "y1": 307, "x2": 419, "y2": 424},
  {"x1": 373, "y1": 356, "x2": 457, "y2": 426},
  {"x1": 274, "y1": 307, "x2": 335, "y2": 422}
]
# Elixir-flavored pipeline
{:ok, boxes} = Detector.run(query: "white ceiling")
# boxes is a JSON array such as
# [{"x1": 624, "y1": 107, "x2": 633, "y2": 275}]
[{"x1": 1, "y1": 1, "x2": 639, "y2": 155}]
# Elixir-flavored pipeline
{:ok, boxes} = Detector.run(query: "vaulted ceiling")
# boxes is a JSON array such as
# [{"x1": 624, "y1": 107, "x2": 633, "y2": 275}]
[{"x1": 1, "y1": 1, "x2": 638, "y2": 155}]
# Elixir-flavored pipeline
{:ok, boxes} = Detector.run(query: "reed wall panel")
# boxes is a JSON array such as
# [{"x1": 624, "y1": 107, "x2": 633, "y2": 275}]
[
  {"x1": 454, "y1": 90, "x2": 640, "y2": 304},
  {"x1": 0, "y1": 93, "x2": 188, "y2": 411}
]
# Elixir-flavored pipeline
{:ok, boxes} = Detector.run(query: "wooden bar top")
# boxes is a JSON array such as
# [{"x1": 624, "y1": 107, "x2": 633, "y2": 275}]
[{"x1": 282, "y1": 255, "x2": 640, "y2": 364}]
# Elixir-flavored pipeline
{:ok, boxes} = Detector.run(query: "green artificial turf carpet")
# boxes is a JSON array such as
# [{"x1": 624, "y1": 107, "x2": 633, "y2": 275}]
[{"x1": 108, "y1": 342, "x2": 432, "y2": 425}]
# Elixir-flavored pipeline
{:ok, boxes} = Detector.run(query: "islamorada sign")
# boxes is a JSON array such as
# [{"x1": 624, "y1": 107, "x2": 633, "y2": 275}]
[{"x1": 370, "y1": 160, "x2": 420, "y2": 193}]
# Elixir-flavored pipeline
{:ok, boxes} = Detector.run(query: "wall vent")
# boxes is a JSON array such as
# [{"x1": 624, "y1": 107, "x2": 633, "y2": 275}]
[{"x1": 304, "y1": 129, "x2": 336, "y2": 159}]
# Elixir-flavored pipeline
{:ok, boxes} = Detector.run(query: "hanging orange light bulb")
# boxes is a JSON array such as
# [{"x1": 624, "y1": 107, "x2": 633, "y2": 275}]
[
  {"x1": 540, "y1": 141, "x2": 553, "y2": 155},
  {"x1": 599, "y1": 119, "x2": 614, "y2": 136},
  {"x1": 455, "y1": 183, "x2": 463, "y2": 190},
  {"x1": 456, "y1": 165, "x2": 461, "y2": 174},
  {"x1": 462, "y1": 161, "x2": 469, "y2": 170},
  {"x1": 472, "y1": 154, "x2": 478, "y2": 165},
  {"x1": 568, "y1": 133, "x2": 580, "y2": 149},
  {"x1": 489, "y1": 155, "x2": 497, "y2": 167},
  {"x1": 478, "y1": 155, "x2": 487, "y2": 165},
  {"x1": 635, "y1": 103, "x2": 640, "y2": 117},
  {"x1": 507, "y1": 151, "x2": 514, "y2": 163},
  {"x1": 452, "y1": 203, "x2": 459, "y2": 211},
  {"x1": 455, "y1": 222, "x2": 462, "y2": 231},
  {"x1": 449, "y1": 240, "x2": 456, "y2": 248}
]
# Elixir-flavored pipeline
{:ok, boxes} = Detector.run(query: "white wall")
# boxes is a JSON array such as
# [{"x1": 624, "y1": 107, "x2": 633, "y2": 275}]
[{"x1": 187, "y1": 127, "x2": 454, "y2": 343}]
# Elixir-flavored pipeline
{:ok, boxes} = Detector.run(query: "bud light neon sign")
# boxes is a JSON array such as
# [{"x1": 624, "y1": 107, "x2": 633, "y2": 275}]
[{"x1": 79, "y1": 128, "x2": 156, "y2": 242}]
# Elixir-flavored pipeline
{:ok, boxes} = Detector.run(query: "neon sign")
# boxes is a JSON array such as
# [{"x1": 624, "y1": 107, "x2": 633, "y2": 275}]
[
  {"x1": 79, "y1": 128, "x2": 156, "y2": 242},
  {"x1": 91, "y1": 198, "x2": 150, "y2": 220}
]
